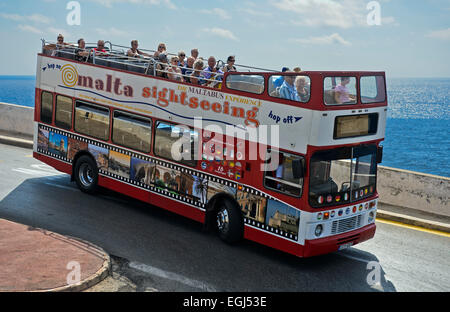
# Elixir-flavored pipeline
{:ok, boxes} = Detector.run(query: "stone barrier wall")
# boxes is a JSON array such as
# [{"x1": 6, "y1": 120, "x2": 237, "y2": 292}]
[{"x1": 0, "y1": 103, "x2": 34, "y2": 140}]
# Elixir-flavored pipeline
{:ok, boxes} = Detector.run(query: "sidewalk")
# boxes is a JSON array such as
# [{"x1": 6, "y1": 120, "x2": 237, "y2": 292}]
[
  {"x1": 0, "y1": 219, "x2": 110, "y2": 292},
  {"x1": 377, "y1": 202, "x2": 450, "y2": 233}
]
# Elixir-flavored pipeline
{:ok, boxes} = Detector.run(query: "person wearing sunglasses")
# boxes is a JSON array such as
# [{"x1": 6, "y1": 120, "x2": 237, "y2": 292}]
[
  {"x1": 223, "y1": 55, "x2": 237, "y2": 73},
  {"x1": 51, "y1": 34, "x2": 70, "y2": 56},
  {"x1": 93, "y1": 40, "x2": 109, "y2": 56},
  {"x1": 167, "y1": 56, "x2": 184, "y2": 82},
  {"x1": 153, "y1": 43, "x2": 167, "y2": 57}
]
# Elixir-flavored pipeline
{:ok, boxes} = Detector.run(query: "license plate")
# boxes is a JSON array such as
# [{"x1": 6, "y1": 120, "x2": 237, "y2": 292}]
[{"x1": 338, "y1": 242, "x2": 353, "y2": 250}]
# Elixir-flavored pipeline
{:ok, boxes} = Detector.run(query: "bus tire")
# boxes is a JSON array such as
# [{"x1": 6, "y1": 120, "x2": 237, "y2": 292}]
[
  {"x1": 216, "y1": 199, "x2": 243, "y2": 244},
  {"x1": 74, "y1": 155, "x2": 98, "y2": 194}
]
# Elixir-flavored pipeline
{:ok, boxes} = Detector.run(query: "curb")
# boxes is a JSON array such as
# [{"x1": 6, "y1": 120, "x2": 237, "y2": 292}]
[
  {"x1": 0, "y1": 135, "x2": 33, "y2": 149},
  {"x1": 377, "y1": 209, "x2": 450, "y2": 233},
  {"x1": 33, "y1": 234, "x2": 111, "y2": 292}
]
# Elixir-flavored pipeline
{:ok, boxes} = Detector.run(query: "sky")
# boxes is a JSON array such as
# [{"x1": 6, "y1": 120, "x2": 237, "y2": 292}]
[{"x1": 0, "y1": 0, "x2": 449, "y2": 77}]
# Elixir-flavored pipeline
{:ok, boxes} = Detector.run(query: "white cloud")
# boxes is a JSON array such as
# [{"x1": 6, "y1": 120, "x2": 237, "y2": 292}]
[
  {"x1": 201, "y1": 28, "x2": 238, "y2": 41},
  {"x1": 271, "y1": 0, "x2": 368, "y2": 29},
  {"x1": 89, "y1": 0, "x2": 176, "y2": 9},
  {"x1": 200, "y1": 8, "x2": 231, "y2": 20},
  {"x1": 238, "y1": 8, "x2": 272, "y2": 17},
  {"x1": 291, "y1": 33, "x2": 351, "y2": 46},
  {"x1": 96, "y1": 27, "x2": 128, "y2": 37},
  {"x1": 18, "y1": 24, "x2": 44, "y2": 35},
  {"x1": 427, "y1": 28, "x2": 450, "y2": 40},
  {"x1": 0, "y1": 13, "x2": 51, "y2": 24}
]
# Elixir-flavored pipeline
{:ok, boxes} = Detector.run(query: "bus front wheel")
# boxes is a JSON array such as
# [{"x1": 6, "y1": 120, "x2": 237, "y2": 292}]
[
  {"x1": 74, "y1": 155, "x2": 98, "y2": 194},
  {"x1": 216, "y1": 200, "x2": 243, "y2": 244}
]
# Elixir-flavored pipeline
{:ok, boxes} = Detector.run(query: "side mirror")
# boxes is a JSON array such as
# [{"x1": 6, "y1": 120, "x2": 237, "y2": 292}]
[{"x1": 376, "y1": 146, "x2": 383, "y2": 164}]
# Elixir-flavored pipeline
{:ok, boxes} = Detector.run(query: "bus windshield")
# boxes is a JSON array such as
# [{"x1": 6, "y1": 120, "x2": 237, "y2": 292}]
[{"x1": 309, "y1": 145, "x2": 377, "y2": 207}]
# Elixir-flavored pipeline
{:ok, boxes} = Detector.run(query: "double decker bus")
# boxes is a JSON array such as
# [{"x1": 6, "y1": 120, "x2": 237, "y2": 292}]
[{"x1": 33, "y1": 40, "x2": 387, "y2": 257}]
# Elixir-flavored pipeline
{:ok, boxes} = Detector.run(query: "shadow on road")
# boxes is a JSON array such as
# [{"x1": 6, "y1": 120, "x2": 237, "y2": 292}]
[{"x1": 0, "y1": 175, "x2": 396, "y2": 292}]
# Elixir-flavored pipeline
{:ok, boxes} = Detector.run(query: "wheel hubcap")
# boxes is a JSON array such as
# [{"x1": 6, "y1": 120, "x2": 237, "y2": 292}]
[
  {"x1": 79, "y1": 163, "x2": 94, "y2": 187},
  {"x1": 217, "y1": 208, "x2": 229, "y2": 232}
]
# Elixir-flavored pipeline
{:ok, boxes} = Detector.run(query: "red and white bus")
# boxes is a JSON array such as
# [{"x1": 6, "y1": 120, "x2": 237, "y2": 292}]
[{"x1": 33, "y1": 40, "x2": 387, "y2": 257}]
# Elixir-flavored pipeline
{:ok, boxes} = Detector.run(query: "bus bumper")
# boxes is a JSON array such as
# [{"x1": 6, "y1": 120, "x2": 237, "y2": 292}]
[{"x1": 303, "y1": 223, "x2": 376, "y2": 258}]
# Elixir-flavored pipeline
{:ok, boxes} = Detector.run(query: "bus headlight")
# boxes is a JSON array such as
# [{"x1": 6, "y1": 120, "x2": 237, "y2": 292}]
[{"x1": 315, "y1": 224, "x2": 323, "y2": 237}]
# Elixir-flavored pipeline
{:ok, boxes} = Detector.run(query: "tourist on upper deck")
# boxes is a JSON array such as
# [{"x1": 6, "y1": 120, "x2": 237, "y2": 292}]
[
  {"x1": 183, "y1": 56, "x2": 195, "y2": 82},
  {"x1": 51, "y1": 34, "x2": 71, "y2": 56},
  {"x1": 279, "y1": 72, "x2": 300, "y2": 101},
  {"x1": 293, "y1": 67, "x2": 302, "y2": 73},
  {"x1": 155, "y1": 52, "x2": 169, "y2": 78},
  {"x1": 93, "y1": 40, "x2": 108, "y2": 56},
  {"x1": 168, "y1": 56, "x2": 184, "y2": 82},
  {"x1": 190, "y1": 59, "x2": 205, "y2": 85},
  {"x1": 127, "y1": 40, "x2": 150, "y2": 58},
  {"x1": 273, "y1": 67, "x2": 290, "y2": 88},
  {"x1": 178, "y1": 51, "x2": 186, "y2": 66},
  {"x1": 202, "y1": 56, "x2": 223, "y2": 88},
  {"x1": 154, "y1": 43, "x2": 166, "y2": 57},
  {"x1": 191, "y1": 48, "x2": 199, "y2": 60},
  {"x1": 295, "y1": 76, "x2": 309, "y2": 102},
  {"x1": 75, "y1": 38, "x2": 89, "y2": 62},
  {"x1": 222, "y1": 56, "x2": 237, "y2": 73},
  {"x1": 334, "y1": 77, "x2": 356, "y2": 104}
]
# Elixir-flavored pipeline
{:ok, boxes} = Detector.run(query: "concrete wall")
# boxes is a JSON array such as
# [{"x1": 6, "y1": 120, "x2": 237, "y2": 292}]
[
  {"x1": 0, "y1": 102, "x2": 448, "y2": 217},
  {"x1": 0, "y1": 102, "x2": 34, "y2": 140},
  {"x1": 377, "y1": 166, "x2": 450, "y2": 217}
]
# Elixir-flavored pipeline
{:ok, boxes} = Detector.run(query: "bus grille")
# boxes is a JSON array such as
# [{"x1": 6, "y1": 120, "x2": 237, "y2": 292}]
[{"x1": 331, "y1": 215, "x2": 362, "y2": 235}]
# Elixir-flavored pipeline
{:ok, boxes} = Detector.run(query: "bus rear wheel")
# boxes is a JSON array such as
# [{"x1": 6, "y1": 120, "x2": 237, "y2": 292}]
[
  {"x1": 74, "y1": 155, "x2": 98, "y2": 194},
  {"x1": 216, "y1": 200, "x2": 243, "y2": 244}
]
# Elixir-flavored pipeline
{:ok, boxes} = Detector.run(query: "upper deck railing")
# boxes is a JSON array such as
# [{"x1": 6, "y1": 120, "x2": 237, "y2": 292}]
[{"x1": 40, "y1": 39, "x2": 278, "y2": 88}]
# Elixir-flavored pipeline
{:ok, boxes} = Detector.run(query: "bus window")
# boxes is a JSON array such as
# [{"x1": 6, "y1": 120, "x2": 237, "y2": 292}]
[
  {"x1": 226, "y1": 74, "x2": 265, "y2": 94},
  {"x1": 154, "y1": 121, "x2": 198, "y2": 167},
  {"x1": 269, "y1": 74, "x2": 310, "y2": 103},
  {"x1": 264, "y1": 151, "x2": 304, "y2": 197},
  {"x1": 360, "y1": 76, "x2": 386, "y2": 104},
  {"x1": 323, "y1": 76, "x2": 357, "y2": 105},
  {"x1": 40, "y1": 91, "x2": 53, "y2": 124},
  {"x1": 74, "y1": 102, "x2": 110, "y2": 141},
  {"x1": 55, "y1": 95, "x2": 73, "y2": 130},
  {"x1": 112, "y1": 111, "x2": 152, "y2": 153}
]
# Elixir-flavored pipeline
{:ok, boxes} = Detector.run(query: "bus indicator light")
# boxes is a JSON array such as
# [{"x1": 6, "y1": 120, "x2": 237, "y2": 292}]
[
  {"x1": 330, "y1": 211, "x2": 335, "y2": 218},
  {"x1": 335, "y1": 195, "x2": 341, "y2": 202},
  {"x1": 324, "y1": 212, "x2": 330, "y2": 220},
  {"x1": 353, "y1": 206, "x2": 357, "y2": 213},
  {"x1": 359, "y1": 205, "x2": 363, "y2": 211},
  {"x1": 327, "y1": 195, "x2": 332, "y2": 203},
  {"x1": 338, "y1": 210, "x2": 343, "y2": 216},
  {"x1": 317, "y1": 213, "x2": 323, "y2": 220},
  {"x1": 318, "y1": 196, "x2": 324, "y2": 204}
]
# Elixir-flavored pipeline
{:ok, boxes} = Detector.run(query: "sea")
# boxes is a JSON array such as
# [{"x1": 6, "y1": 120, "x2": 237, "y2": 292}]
[{"x1": 0, "y1": 76, "x2": 448, "y2": 177}]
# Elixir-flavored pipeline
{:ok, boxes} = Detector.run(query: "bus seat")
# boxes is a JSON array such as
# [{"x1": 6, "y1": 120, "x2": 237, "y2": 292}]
[
  {"x1": 324, "y1": 89, "x2": 336, "y2": 104},
  {"x1": 270, "y1": 87, "x2": 281, "y2": 98}
]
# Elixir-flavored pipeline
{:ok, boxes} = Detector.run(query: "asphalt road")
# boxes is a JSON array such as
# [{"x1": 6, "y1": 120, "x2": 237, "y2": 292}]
[{"x1": 0, "y1": 143, "x2": 449, "y2": 292}]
